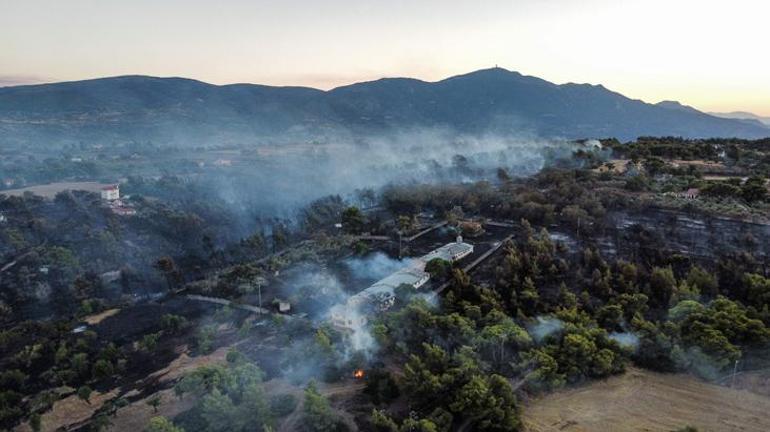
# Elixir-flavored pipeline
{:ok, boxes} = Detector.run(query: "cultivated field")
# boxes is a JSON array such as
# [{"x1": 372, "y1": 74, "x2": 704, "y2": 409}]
[
  {"x1": 0, "y1": 181, "x2": 112, "y2": 198},
  {"x1": 523, "y1": 367, "x2": 770, "y2": 432}
]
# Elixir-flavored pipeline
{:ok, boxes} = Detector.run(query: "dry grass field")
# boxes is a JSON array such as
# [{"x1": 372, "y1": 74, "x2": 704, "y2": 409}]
[
  {"x1": 523, "y1": 367, "x2": 770, "y2": 432},
  {"x1": 0, "y1": 182, "x2": 112, "y2": 198}
]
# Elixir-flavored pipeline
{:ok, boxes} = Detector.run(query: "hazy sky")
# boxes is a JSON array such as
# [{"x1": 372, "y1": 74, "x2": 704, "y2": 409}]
[{"x1": 2, "y1": 0, "x2": 769, "y2": 115}]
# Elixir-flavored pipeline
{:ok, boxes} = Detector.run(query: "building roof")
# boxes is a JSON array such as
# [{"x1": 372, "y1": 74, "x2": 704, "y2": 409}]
[
  {"x1": 420, "y1": 241, "x2": 474, "y2": 262},
  {"x1": 101, "y1": 184, "x2": 119, "y2": 191}
]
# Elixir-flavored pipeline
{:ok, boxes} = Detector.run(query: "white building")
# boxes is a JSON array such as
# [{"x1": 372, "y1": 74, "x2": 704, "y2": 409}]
[
  {"x1": 420, "y1": 236, "x2": 474, "y2": 263},
  {"x1": 330, "y1": 237, "x2": 473, "y2": 330},
  {"x1": 101, "y1": 185, "x2": 120, "y2": 201}
]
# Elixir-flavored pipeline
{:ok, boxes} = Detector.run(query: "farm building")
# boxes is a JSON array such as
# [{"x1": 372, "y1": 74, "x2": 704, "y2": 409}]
[{"x1": 330, "y1": 237, "x2": 473, "y2": 330}]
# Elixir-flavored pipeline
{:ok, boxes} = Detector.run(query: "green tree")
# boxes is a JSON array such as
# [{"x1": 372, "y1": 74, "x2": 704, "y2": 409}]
[
  {"x1": 364, "y1": 369, "x2": 400, "y2": 405},
  {"x1": 92, "y1": 359, "x2": 115, "y2": 381},
  {"x1": 370, "y1": 409, "x2": 398, "y2": 432},
  {"x1": 745, "y1": 273, "x2": 770, "y2": 309},
  {"x1": 30, "y1": 413, "x2": 42, "y2": 432},
  {"x1": 90, "y1": 413, "x2": 112, "y2": 432},
  {"x1": 71, "y1": 352, "x2": 90, "y2": 378},
  {"x1": 302, "y1": 380, "x2": 346, "y2": 432},
  {"x1": 77, "y1": 386, "x2": 93, "y2": 404},
  {"x1": 741, "y1": 176, "x2": 768, "y2": 203},
  {"x1": 200, "y1": 389, "x2": 239, "y2": 432},
  {"x1": 146, "y1": 394, "x2": 161, "y2": 413},
  {"x1": 341, "y1": 206, "x2": 367, "y2": 234},
  {"x1": 140, "y1": 332, "x2": 161, "y2": 352},
  {"x1": 160, "y1": 314, "x2": 189, "y2": 334},
  {"x1": 146, "y1": 417, "x2": 185, "y2": 432},
  {"x1": 425, "y1": 258, "x2": 451, "y2": 280},
  {"x1": 686, "y1": 266, "x2": 718, "y2": 298},
  {"x1": 649, "y1": 266, "x2": 677, "y2": 307}
]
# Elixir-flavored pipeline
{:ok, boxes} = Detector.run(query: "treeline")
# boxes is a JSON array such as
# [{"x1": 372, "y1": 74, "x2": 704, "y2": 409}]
[
  {"x1": 606, "y1": 136, "x2": 770, "y2": 175},
  {"x1": 381, "y1": 169, "x2": 611, "y2": 232}
]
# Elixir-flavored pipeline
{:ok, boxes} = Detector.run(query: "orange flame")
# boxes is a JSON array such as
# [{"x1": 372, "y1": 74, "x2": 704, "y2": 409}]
[{"x1": 353, "y1": 369, "x2": 365, "y2": 379}]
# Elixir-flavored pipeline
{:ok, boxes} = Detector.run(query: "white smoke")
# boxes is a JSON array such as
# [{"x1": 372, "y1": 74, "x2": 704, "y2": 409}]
[
  {"x1": 344, "y1": 252, "x2": 417, "y2": 281},
  {"x1": 609, "y1": 332, "x2": 640, "y2": 351},
  {"x1": 528, "y1": 316, "x2": 564, "y2": 343}
]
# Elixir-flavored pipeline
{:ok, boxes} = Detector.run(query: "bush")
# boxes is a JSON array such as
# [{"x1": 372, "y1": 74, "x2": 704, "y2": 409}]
[
  {"x1": 269, "y1": 394, "x2": 298, "y2": 417},
  {"x1": 624, "y1": 175, "x2": 649, "y2": 192}
]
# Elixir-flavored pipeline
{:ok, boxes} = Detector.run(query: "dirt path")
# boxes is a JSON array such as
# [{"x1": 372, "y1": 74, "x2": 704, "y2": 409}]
[{"x1": 523, "y1": 367, "x2": 770, "y2": 432}]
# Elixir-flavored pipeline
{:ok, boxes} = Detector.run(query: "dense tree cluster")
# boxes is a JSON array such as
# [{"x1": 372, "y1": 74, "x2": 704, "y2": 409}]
[{"x1": 172, "y1": 359, "x2": 273, "y2": 432}]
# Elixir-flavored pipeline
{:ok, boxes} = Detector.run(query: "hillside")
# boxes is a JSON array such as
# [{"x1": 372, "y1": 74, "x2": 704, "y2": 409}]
[{"x1": 0, "y1": 68, "x2": 767, "y2": 149}]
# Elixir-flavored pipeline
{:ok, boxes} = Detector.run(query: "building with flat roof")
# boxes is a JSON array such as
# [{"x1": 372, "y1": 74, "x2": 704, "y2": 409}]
[{"x1": 420, "y1": 238, "x2": 474, "y2": 263}]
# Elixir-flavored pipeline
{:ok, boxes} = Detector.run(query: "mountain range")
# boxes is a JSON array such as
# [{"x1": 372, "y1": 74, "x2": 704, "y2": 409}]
[
  {"x1": 0, "y1": 68, "x2": 767, "y2": 149},
  {"x1": 708, "y1": 111, "x2": 770, "y2": 127}
]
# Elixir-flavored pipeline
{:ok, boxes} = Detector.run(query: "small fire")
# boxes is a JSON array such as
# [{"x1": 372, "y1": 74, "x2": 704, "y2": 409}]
[{"x1": 353, "y1": 369, "x2": 365, "y2": 379}]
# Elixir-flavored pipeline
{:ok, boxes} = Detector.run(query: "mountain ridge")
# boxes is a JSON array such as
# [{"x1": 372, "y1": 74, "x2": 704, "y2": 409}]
[
  {"x1": 709, "y1": 111, "x2": 770, "y2": 126},
  {"x1": 0, "y1": 68, "x2": 767, "y2": 148}
]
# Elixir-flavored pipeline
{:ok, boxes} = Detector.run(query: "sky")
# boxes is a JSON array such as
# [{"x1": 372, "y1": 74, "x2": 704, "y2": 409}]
[{"x1": 1, "y1": 0, "x2": 769, "y2": 115}]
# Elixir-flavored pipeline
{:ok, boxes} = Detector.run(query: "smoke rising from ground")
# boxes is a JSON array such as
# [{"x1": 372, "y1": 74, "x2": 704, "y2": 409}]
[
  {"x1": 343, "y1": 252, "x2": 416, "y2": 282},
  {"x1": 528, "y1": 316, "x2": 564, "y2": 343},
  {"x1": 609, "y1": 332, "x2": 640, "y2": 351},
  {"x1": 186, "y1": 130, "x2": 590, "y2": 228},
  {"x1": 279, "y1": 263, "x2": 347, "y2": 320}
]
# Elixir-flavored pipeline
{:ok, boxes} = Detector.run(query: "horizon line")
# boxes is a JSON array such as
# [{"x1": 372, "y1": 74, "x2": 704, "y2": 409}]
[{"x1": 2, "y1": 68, "x2": 768, "y2": 118}]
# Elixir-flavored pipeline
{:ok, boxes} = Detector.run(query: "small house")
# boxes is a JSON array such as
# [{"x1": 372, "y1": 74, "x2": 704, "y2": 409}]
[
  {"x1": 101, "y1": 184, "x2": 120, "y2": 201},
  {"x1": 681, "y1": 188, "x2": 700, "y2": 199}
]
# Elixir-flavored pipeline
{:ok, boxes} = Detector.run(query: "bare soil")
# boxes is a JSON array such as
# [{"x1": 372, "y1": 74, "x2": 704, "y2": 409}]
[
  {"x1": 15, "y1": 388, "x2": 119, "y2": 432},
  {"x1": 593, "y1": 159, "x2": 631, "y2": 173},
  {"x1": 523, "y1": 367, "x2": 770, "y2": 432},
  {"x1": 83, "y1": 308, "x2": 120, "y2": 325}
]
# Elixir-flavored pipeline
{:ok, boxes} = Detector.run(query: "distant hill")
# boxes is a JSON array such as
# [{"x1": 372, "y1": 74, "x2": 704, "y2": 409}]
[
  {"x1": 0, "y1": 68, "x2": 767, "y2": 149},
  {"x1": 655, "y1": 100, "x2": 702, "y2": 114},
  {"x1": 709, "y1": 111, "x2": 770, "y2": 126}
]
